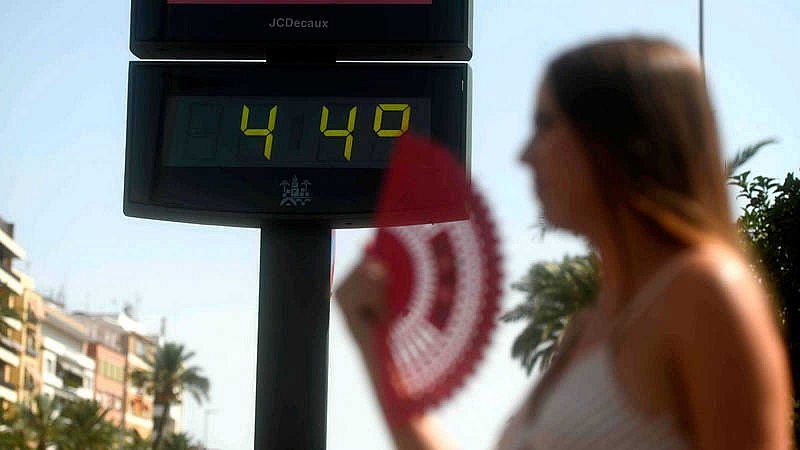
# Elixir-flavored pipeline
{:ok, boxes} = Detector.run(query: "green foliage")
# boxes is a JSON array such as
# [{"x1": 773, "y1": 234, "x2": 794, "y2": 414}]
[
  {"x1": 19, "y1": 394, "x2": 65, "y2": 450},
  {"x1": 730, "y1": 169, "x2": 800, "y2": 442},
  {"x1": 0, "y1": 340, "x2": 209, "y2": 449},
  {"x1": 57, "y1": 399, "x2": 117, "y2": 450},
  {"x1": 0, "y1": 408, "x2": 27, "y2": 449},
  {"x1": 0, "y1": 395, "x2": 122, "y2": 449},
  {"x1": 161, "y1": 432, "x2": 200, "y2": 450},
  {"x1": 499, "y1": 254, "x2": 599, "y2": 374},
  {"x1": 730, "y1": 170, "x2": 800, "y2": 327},
  {"x1": 123, "y1": 430, "x2": 153, "y2": 450},
  {"x1": 725, "y1": 138, "x2": 778, "y2": 176},
  {"x1": 132, "y1": 342, "x2": 210, "y2": 450}
]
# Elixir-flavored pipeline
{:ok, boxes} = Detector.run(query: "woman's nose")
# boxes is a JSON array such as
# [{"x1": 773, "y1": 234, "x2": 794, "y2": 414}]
[{"x1": 519, "y1": 139, "x2": 536, "y2": 168}]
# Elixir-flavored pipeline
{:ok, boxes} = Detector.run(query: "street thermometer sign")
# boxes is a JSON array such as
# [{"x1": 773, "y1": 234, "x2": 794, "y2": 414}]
[
  {"x1": 123, "y1": 62, "x2": 469, "y2": 227},
  {"x1": 125, "y1": 0, "x2": 472, "y2": 448},
  {"x1": 130, "y1": 0, "x2": 472, "y2": 60}
]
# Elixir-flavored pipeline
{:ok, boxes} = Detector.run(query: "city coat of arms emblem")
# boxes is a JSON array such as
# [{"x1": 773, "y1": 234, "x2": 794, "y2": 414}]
[{"x1": 280, "y1": 175, "x2": 312, "y2": 206}]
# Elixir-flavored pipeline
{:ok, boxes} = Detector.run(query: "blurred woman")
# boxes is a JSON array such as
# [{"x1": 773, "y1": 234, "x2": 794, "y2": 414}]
[{"x1": 334, "y1": 35, "x2": 793, "y2": 450}]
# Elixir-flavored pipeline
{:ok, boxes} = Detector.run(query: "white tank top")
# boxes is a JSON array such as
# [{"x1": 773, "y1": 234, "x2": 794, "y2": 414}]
[{"x1": 494, "y1": 249, "x2": 701, "y2": 450}]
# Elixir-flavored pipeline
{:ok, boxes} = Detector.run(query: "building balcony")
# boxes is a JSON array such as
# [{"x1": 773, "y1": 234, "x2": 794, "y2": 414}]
[
  {"x1": 0, "y1": 335, "x2": 22, "y2": 354},
  {"x1": 0, "y1": 226, "x2": 26, "y2": 261},
  {"x1": 127, "y1": 352, "x2": 152, "y2": 370},
  {"x1": 0, "y1": 380, "x2": 18, "y2": 403},
  {"x1": 0, "y1": 346, "x2": 20, "y2": 367},
  {"x1": 2, "y1": 316, "x2": 22, "y2": 332},
  {"x1": 125, "y1": 412, "x2": 154, "y2": 433},
  {"x1": 0, "y1": 265, "x2": 23, "y2": 296},
  {"x1": 65, "y1": 385, "x2": 94, "y2": 400},
  {"x1": 43, "y1": 337, "x2": 96, "y2": 371},
  {"x1": 0, "y1": 378, "x2": 17, "y2": 392},
  {"x1": 43, "y1": 371, "x2": 63, "y2": 389}
]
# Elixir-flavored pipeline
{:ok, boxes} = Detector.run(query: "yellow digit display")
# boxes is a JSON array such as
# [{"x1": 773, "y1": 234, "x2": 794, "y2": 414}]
[
  {"x1": 373, "y1": 103, "x2": 411, "y2": 137},
  {"x1": 320, "y1": 106, "x2": 358, "y2": 161},
  {"x1": 241, "y1": 105, "x2": 278, "y2": 159}
]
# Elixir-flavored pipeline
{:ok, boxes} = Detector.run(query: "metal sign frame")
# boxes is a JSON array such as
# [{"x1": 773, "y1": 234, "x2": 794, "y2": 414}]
[{"x1": 130, "y1": 0, "x2": 472, "y2": 60}]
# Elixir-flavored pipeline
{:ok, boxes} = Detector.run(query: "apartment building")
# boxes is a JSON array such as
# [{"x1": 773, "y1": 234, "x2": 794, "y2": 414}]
[
  {"x1": 74, "y1": 312, "x2": 158, "y2": 438},
  {"x1": 125, "y1": 331, "x2": 157, "y2": 438},
  {"x1": 0, "y1": 216, "x2": 185, "y2": 437},
  {"x1": 87, "y1": 341, "x2": 126, "y2": 426},
  {"x1": 41, "y1": 300, "x2": 95, "y2": 401},
  {"x1": 13, "y1": 270, "x2": 44, "y2": 404},
  {"x1": 0, "y1": 218, "x2": 26, "y2": 411}
]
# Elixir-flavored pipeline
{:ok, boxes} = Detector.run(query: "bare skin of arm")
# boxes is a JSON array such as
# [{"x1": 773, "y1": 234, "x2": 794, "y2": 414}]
[{"x1": 664, "y1": 254, "x2": 793, "y2": 450}]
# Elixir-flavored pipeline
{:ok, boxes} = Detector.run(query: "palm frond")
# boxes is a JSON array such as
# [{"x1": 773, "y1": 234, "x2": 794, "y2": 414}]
[
  {"x1": 502, "y1": 254, "x2": 599, "y2": 375},
  {"x1": 726, "y1": 138, "x2": 778, "y2": 177}
]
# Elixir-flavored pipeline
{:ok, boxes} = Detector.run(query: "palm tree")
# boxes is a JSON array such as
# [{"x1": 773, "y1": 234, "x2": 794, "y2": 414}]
[
  {"x1": 0, "y1": 407, "x2": 27, "y2": 449},
  {"x1": 725, "y1": 138, "x2": 777, "y2": 177},
  {"x1": 131, "y1": 342, "x2": 210, "y2": 450},
  {"x1": 18, "y1": 394, "x2": 64, "y2": 450},
  {"x1": 161, "y1": 432, "x2": 200, "y2": 450},
  {"x1": 500, "y1": 254, "x2": 599, "y2": 374},
  {"x1": 58, "y1": 399, "x2": 116, "y2": 450},
  {"x1": 123, "y1": 429, "x2": 152, "y2": 450}
]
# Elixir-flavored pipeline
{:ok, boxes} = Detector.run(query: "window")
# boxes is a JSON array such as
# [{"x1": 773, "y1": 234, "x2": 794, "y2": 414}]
[
  {"x1": 24, "y1": 371, "x2": 34, "y2": 390},
  {"x1": 100, "y1": 360, "x2": 125, "y2": 383},
  {"x1": 26, "y1": 333, "x2": 36, "y2": 356},
  {"x1": 136, "y1": 340, "x2": 145, "y2": 357},
  {"x1": 63, "y1": 371, "x2": 82, "y2": 389}
]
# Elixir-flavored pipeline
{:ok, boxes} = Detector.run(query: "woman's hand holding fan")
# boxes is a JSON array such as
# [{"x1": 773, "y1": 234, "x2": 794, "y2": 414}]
[{"x1": 334, "y1": 134, "x2": 503, "y2": 429}]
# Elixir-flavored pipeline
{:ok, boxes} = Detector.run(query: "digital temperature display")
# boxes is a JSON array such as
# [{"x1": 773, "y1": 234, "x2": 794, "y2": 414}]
[{"x1": 163, "y1": 96, "x2": 431, "y2": 168}]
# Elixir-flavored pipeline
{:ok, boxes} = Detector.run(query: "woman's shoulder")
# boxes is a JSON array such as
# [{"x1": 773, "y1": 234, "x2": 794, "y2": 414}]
[
  {"x1": 658, "y1": 244, "x2": 792, "y2": 448},
  {"x1": 661, "y1": 243, "x2": 770, "y2": 326},
  {"x1": 657, "y1": 242, "x2": 789, "y2": 391}
]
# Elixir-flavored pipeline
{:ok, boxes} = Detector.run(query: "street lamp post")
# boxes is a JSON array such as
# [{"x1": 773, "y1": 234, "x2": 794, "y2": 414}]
[
  {"x1": 699, "y1": 0, "x2": 705, "y2": 73},
  {"x1": 203, "y1": 408, "x2": 219, "y2": 450}
]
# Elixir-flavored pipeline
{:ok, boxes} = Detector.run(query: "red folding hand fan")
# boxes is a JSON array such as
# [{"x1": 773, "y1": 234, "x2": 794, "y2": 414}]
[{"x1": 364, "y1": 134, "x2": 503, "y2": 427}]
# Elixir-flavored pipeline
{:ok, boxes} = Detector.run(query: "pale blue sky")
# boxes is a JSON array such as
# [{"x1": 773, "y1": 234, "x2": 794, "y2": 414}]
[{"x1": 1, "y1": 1, "x2": 799, "y2": 449}]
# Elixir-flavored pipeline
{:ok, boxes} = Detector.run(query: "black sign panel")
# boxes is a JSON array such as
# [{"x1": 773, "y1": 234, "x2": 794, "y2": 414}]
[
  {"x1": 130, "y1": 0, "x2": 472, "y2": 60},
  {"x1": 124, "y1": 62, "x2": 470, "y2": 227}
]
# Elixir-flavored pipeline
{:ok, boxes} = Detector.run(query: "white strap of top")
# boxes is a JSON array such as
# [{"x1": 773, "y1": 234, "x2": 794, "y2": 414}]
[{"x1": 609, "y1": 246, "x2": 703, "y2": 334}]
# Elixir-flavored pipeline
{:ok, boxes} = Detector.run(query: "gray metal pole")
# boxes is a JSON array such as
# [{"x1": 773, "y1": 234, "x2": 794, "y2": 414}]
[
  {"x1": 699, "y1": 0, "x2": 706, "y2": 79},
  {"x1": 204, "y1": 408, "x2": 218, "y2": 449},
  {"x1": 254, "y1": 223, "x2": 332, "y2": 449}
]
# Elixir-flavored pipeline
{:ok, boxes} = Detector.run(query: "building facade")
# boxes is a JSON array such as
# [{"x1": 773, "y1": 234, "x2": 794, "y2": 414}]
[
  {"x1": 41, "y1": 301, "x2": 95, "y2": 401},
  {"x1": 87, "y1": 342, "x2": 126, "y2": 426},
  {"x1": 0, "y1": 217, "x2": 185, "y2": 438},
  {"x1": 125, "y1": 332, "x2": 157, "y2": 438},
  {"x1": 75, "y1": 312, "x2": 158, "y2": 439},
  {"x1": 14, "y1": 270, "x2": 44, "y2": 405},
  {"x1": 0, "y1": 218, "x2": 27, "y2": 411}
]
